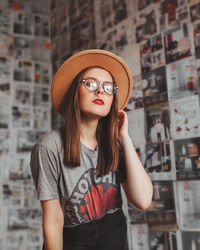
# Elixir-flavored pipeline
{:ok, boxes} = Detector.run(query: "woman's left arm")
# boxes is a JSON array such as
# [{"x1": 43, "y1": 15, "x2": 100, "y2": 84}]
[{"x1": 118, "y1": 110, "x2": 153, "y2": 210}]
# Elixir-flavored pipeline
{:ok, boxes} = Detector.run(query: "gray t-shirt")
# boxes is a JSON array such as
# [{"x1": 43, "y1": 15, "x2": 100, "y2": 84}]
[{"x1": 30, "y1": 128, "x2": 126, "y2": 227}]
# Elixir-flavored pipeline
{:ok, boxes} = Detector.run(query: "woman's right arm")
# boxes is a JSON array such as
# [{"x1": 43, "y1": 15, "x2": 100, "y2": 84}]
[{"x1": 41, "y1": 199, "x2": 64, "y2": 250}]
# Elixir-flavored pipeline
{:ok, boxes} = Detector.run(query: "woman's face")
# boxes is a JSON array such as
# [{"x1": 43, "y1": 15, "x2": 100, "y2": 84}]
[{"x1": 78, "y1": 67, "x2": 114, "y2": 119}]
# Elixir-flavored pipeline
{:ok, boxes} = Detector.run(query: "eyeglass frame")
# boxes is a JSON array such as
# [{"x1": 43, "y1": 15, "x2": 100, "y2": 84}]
[{"x1": 80, "y1": 77, "x2": 118, "y2": 95}]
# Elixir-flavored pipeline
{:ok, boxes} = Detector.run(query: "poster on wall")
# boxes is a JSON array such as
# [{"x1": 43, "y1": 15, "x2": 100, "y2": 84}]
[
  {"x1": 0, "y1": 57, "x2": 11, "y2": 79},
  {"x1": 2, "y1": 182, "x2": 23, "y2": 208},
  {"x1": 166, "y1": 56, "x2": 198, "y2": 100},
  {"x1": 12, "y1": 83, "x2": 32, "y2": 106},
  {"x1": 13, "y1": 36, "x2": 32, "y2": 60},
  {"x1": 12, "y1": 106, "x2": 33, "y2": 129},
  {"x1": 145, "y1": 140, "x2": 176, "y2": 180},
  {"x1": 33, "y1": 107, "x2": 50, "y2": 131},
  {"x1": 0, "y1": 33, "x2": 13, "y2": 57},
  {"x1": 0, "y1": 81, "x2": 10, "y2": 97},
  {"x1": 34, "y1": 62, "x2": 51, "y2": 86},
  {"x1": 0, "y1": 95, "x2": 10, "y2": 129},
  {"x1": 164, "y1": 23, "x2": 194, "y2": 64},
  {"x1": 174, "y1": 137, "x2": 200, "y2": 180},
  {"x1": 170, "y1": 95, "x2": 200, "y2": 140},
  {"x1": 34, "y1": 15, "x2": 49, "y2": 38},
  {"x1": 9, "y1": 156, "x2": 32, "y2": 181},
  {"x1": 160, "y1": 0, "x2": 178, "y2": 26},
  {"x1": 0, "y1": 8, "x2": 11, "y2": 33},
  {"x1": 33, "y1": 86, "x2": 50, "y2": 107},
  {"x1": 149, "y1": 230, "x2": 179, "y2": 250},
  {"x1": 13, "y1": 11, "x2": 34, "y2": 35},
  {"x1": 127, "y1": 108, "x2": 146, "y2": 146},
  {"x1": 176, "y1": 180, "x2": 200, "y2": 230},
  {"x1": 32, "y1": 39, "x2": 51, "y2": 63},
  {"x1": 129, "y1": 224, "x2": 149, "y2": 250},
  {"x1": 147, "y1": 181, "x2": 177, "y2": 230},
  {"x1": 194, "y1": 21, "x2": 200, "y2": 59},
  {"x1": 145, "y1": 102, "x2": 172, "y2": 144},
  {"x1": 134, "y1": 7, "x2": 158, "y2": 43},
  {"x1": 189, "y1": 1, "x2": 200, "y2": 23},
  {"x1": 13, "y1": 60, "x2": 33, "y2": 83},
  {"x1": 142, "y1": 66, "x2": 168, "y2": 105},
  {"x1": 140, "y1": 34, "x2": 165, "y2": 74},
  {"x1": 112, "y1": 0, "x2": 128, "y2": 25},
  {"x1": 125, "y1": 76, "x2": 144, "y2": 111},
  {"x1": 70, "y1": 17, "x2": 94, "y2": 52},
  {"x1": 181, "y1": 231, "x2": 200, "y2": 250}
]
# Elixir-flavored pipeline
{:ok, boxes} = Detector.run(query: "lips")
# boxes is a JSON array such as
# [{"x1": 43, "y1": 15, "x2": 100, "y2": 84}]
[{"x1": 93, "y1": 99, "x2": 104, "y2": 105}]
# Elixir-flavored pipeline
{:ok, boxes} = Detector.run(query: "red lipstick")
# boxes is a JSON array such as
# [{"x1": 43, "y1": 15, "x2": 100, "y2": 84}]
[{"x1": 93, "y1": 99, "x2": 104, "y2": 105}]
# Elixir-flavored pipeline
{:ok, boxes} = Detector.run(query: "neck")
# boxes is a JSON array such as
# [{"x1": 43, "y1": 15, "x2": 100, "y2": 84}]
[{"x1": 79, "y1": 116, "x2": 99, "y2": 150}]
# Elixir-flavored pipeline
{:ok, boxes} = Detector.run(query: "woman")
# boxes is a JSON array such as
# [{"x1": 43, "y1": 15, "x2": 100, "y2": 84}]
[{"x1": 30, "y1": 49, "x2": 153, "y2": 250}]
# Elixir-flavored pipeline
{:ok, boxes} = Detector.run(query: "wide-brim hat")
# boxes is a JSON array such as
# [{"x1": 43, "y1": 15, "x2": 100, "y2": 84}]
[{"x1": 51, "y1": 49, "x2": 132, "y2": 116}]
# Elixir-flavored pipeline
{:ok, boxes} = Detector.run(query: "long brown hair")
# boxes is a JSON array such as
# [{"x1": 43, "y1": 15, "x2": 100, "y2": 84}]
[{"x1": 62, "y1": 66, "x2": 119, "y2": 176}]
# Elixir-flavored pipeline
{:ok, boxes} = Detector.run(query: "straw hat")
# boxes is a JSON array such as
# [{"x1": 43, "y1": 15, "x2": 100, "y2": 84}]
[{"x1": 51, "y1": 49, "x2": 132, "y2": 116}]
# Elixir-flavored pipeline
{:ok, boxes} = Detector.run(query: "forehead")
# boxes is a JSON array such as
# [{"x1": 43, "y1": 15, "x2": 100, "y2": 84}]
[{"x1": 81, "y1": 67, "x2": 113, "y2": 81}]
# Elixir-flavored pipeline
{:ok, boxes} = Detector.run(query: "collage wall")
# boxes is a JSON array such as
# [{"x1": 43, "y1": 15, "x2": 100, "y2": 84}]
[
  {"x1": 50, "y1": 0, "x2": 200, "y2": 249},
  {"x1": 1, "y1": 0, "x2": 200, "y2": 249},
  {"x1": 0, "y1": 0, "x2": 51, "y2": 249}
]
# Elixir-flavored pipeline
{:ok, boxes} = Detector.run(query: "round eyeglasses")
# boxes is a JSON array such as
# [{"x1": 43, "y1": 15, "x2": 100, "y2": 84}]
[{"x1": 81, "y1": 78, "x2": 118, "y2": 95}]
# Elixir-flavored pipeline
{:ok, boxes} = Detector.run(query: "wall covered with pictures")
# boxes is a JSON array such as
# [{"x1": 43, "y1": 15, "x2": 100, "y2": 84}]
[
  {"x1": 50, "y1": 0, "x2": 200, "y2": 248},
  {"x1": 1, "y1": 0, "x2": 200, "y2": 249},
  {"x1": 0, "y1": 0, "x2": 52, "y2": 249}
]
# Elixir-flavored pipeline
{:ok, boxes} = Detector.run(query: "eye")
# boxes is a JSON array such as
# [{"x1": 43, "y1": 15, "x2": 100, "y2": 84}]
[
  {"x1": 104, "y1": 82, "x2": 114, "y2": 94},
  {"x1": 84, "y1": 79, "x2": 98, "y2": 90}
]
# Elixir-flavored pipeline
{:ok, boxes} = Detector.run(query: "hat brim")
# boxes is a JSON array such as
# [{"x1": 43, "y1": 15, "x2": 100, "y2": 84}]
[{"x1": 51, "y1": 49, "x2": 132, "y2": 116}]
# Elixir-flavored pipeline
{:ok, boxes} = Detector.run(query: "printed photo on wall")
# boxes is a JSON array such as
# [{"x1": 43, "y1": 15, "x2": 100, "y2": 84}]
[
  {"x1": 9, "y1": 156, "x2": 32, "y2": 181},
  {"x1": 125, "y1": 76, "x2": 144, "y2": 111},
  {"x1": 112, "y1": 0, "x2": 127, "y2": 25},
  {"x1": 140, "y1": 34, "x2": 165, "y2": 74},
  {"x1": 129, "y1": 224, "x2": 150, "y2": 250},
  {"x1": 134, "y1": 8, "x2": 158, "y2": 43},
  {"x1": 13, "y1": 83, "x2": 32, "y2": 106},
  {"x1": 174, "y1": 137, "x2": 200, "y2": 180},
  {"x1": 3, "y1": 182, "x2": 23, "y2": 208},
  {"x1": 13, "y1": 60, "x2": 33, "y2": 83},
  {"x1": 0, "y1": 130, "x2": 10, "y2": 155},
  {"x1": 33, "y1": 86, "x2": 50, "y2": 107},
  {"x1": 0, "y1": 8, "x2": 11, "y2": 33},
  {"x1": 147, "y1": 181, "x2": 177, "y2": 230},
  {"x1": 145, "y1": 102, "x2": 172, "y2": 144},
  {"x1": 34, "y1": 15, "x2": 49, "y2": 38},
  {"x1": 181, "y1": 231, "x2": 200, "y2": 250},
  {"x1": 194, "y1": 21, "x2": 200, "y2": 59},
  {"x1": 9, "y1": 0, "x2": 31, "y2": 12},
  {"x1": 176, "y1": 180, "x2": 200, "y2": 230},
  {"x1": 189, "y1": 1, "x2": 200, "y2": 23},
  {"x1": 0, "y1": 81, "x2": 10, "y2": 97},
  {"x1": 33, "y1": 107, "x2": 50, "y2": 131},
  {"x1": 166, "y1": 56, "x2": 199, "y2": 100},
  {"x1": 0, "y1": 57, "x2": 11, "y2": 79},
  {"x1": 170, "y1": 95, "x2": 200, "y2": 140},
  {"x1": 145, "y1": 140, "x2": 176, "y2": 180},
  {"x1": 32, "y1": 39, "x2": 51, "y2": 62},
  {"x1": 13, "y1": 11, "x2": 34, "y2": 35},
  {"x1": 160, "y1": 0, "x2": 178, "y2": 26},
  {"x1": 13, "y1": 36, "x2": 32, "y2": 60},
  {"x1": 34, "y1": 62, "x2": 51, "y2": 86},
  {"x1": 164, "y1": 23, "x2": 193, "y2": 64},
  {"x1": 0, "y1": 33, "x2": 13, "y2": 57},
  {"x1": 149, "y1": 230, "x2": 178, "y2": 250},
  {"x1": 0, "y1": 95, "x2": 9, "y2": 129},
  {"x1": 142, "y1": 66, "x2": 168, "y2": 106},
  {"x1": 127, "y1": 108, "x2": 146, "y2": 146},
  {"x1": 12, "y1": 106, "x2": 32, "y2": 129}
]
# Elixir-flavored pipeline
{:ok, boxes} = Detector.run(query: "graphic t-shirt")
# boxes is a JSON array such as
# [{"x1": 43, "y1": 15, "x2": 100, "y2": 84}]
[{"x1": 30, "y1": 128, "x2": 126, "y2": 227}]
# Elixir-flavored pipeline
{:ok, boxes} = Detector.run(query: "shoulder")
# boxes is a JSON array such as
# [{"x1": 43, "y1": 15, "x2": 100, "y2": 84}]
[{"x1": 34, "y1": 128, "x2": 63, "y2": 153}]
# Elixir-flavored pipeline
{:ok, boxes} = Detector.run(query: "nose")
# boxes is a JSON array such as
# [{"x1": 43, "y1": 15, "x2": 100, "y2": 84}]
[{"x1": 95, "y1": 82, "x2": 104, "y2": 95}]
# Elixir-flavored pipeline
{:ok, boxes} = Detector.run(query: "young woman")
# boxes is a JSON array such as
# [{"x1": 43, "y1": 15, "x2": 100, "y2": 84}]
[{"x1": 30, "y1": 49, "x2": 153, "y2": 250}]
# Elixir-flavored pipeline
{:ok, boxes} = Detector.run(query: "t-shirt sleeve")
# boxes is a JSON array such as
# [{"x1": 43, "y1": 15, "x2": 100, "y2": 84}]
[
  {"x1": 118, "y1": 149, "x2": 126, "y2": 183},
  {"x1": 30, "y1": 143, "x2": 60, "y2": 200}
]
